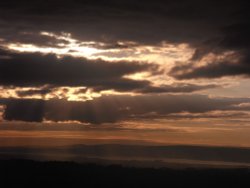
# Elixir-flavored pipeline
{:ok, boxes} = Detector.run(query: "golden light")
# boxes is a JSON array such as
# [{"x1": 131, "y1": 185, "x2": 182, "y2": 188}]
[
  {"x1": 0, "y1": 86, "x2": 102, "y2": 101},
  {"x1": 1, "y1": 31, "x2": 199, "y2": 101},
  {"x1": 4, "y1": 31, "x2": 194, "y2": 63},
  {"x1": 0, "y1": 105, "x2": 5, "y2": 121}
]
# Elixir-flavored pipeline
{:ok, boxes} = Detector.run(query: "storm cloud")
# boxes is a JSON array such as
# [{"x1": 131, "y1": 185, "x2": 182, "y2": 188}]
[
  {"x1": 0, "y1": 49, "x2": 155, "y2": 88},
  {"x1": 0, "y1": 0, "x2": 250, "y2": 125},
  {"x1": 0, "y1": 0, "x2": 249, "y2": 79},
  {"x1": 0, "y1": 0, "x2": 230, "y2": 44},
  {"x1": 0, "y1": 49, "x2": 216, "y2": 94},
  {"x1": 1, "y1": 94, "x2": 250, "y2": 124}
]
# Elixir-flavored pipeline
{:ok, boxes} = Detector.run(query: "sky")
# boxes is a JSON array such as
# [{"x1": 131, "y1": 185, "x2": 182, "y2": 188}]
[{"x1": 0, "y1": 0, "x2": 250, "y2": 149}]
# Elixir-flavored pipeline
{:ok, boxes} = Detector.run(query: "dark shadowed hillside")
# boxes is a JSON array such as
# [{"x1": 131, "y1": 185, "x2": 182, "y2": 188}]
[
  {"x1": 1, "y1": 160, "x2": 250, "y2": 188},
  {"x1": 1, "y1": 144, "x2": 250, "y2": 168}
]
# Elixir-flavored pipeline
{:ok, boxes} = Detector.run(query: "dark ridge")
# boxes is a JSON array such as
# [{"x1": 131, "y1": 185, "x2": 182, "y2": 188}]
[{"x1": 1, "y1": 159, "x2": 250, "y2": 187}]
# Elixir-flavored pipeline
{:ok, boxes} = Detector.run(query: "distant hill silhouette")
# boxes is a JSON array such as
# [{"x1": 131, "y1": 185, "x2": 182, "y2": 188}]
[
  {"x1": 1, "y1": 144, "x2": 250, "y2": 168},
  {"x1": 1, "y1": 159, "x2": 250, "y2": 187}
]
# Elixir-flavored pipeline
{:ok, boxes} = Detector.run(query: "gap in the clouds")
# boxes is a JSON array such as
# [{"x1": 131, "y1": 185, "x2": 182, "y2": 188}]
[
  {"x1": 3, "y1": 31, "x2": 194, "y2": 62},
  {"x1": 2, "y1": 31, "x2": 243, "y2": 99},
  {"x1": 2, "y1": 31, "x2": 196, "y2": 90}
]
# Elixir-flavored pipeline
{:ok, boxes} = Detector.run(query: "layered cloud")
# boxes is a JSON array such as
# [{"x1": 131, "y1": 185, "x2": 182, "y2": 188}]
[
  {"x1": 1, "y1": 94, "x2": 250, "y2": 124},
  {"x1": 0, "y1": 0, "x2": 249, "y2": 80},
  {"x1": 0, "y1": 0, "x2": 246, "y2": 44},
  {"x1": 0, "y1": 0, "x2": 249, "y2": 127},
  {"x1": 169, "y1": 21, "x2": 250, "y2": 79},
  {"x1": 0, "y1": 49, "x2": 217, "y2": 99},
  {"x1": 0, "y1": 49, "x2": 155, "y2": 88}
]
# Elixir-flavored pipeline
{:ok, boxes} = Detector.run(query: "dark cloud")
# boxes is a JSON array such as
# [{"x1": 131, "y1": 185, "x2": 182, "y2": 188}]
[
  {"x1": 0, "y1": 49, "x2": 156, "y2": 89},
  {"x1": 169, "y1": 59, "x2": 250, "y2": 79},
  {"x1": 0, "y1": 0, "x2": 246, "y2": 45},
  {"x1": 0, "y1": 31, "x2": 70, "y2": 48},
  {"x1": 170, "y1": 21, "x2": 250, "y2": 79},
  {"x1": 0, "y1": 0, "x2": 249, "y2": 78},
  {"x1": 91, "y1": 82, "x2": 218, "y2": 94},
  {"x1": 0, "y1": 49, "x2": 217, "y2": 94},
  {"x1": 134, "y1": 84, "x2": 218, "y2": 93},
  {"x1": 3, "y1": 99, "x2": 45, "y2": 122},
  {"x1": 1, "y1": 94, "x2": 250, "y2": 124}
]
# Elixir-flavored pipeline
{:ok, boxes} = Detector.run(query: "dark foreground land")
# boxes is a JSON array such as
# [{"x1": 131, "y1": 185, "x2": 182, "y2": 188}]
[{"x1": 1, "y1": 160, "x2": 250, "y2": 187}]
